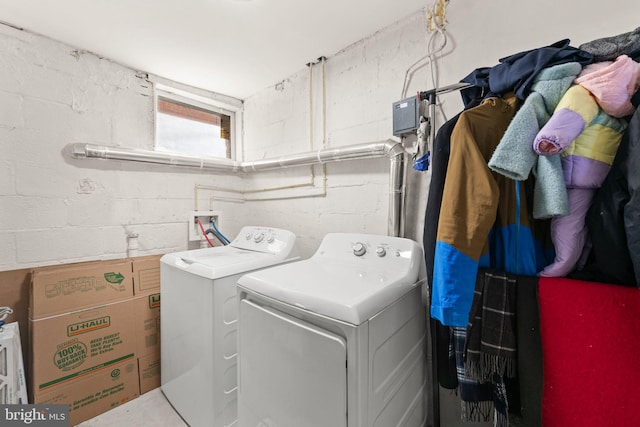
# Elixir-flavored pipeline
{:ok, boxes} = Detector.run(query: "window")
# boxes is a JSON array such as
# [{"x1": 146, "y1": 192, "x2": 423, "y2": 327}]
[{"x1": 155, "y1": 95, "x2": 233, "y2": 159}]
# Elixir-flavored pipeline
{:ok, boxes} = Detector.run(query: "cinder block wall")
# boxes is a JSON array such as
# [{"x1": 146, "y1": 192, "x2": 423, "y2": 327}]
[
  {"x1": 241, "y1": 0, "x2": 640, "y2": 258},
  {"x1": 2, "y1": 0, "x2": 639, "y2": 270},
  {"x1": 239, "y1": 14, "x2": 430, "y2": 257},
  {"x1": 0, "y1": 26, "x2": 243, "y2": 272}
]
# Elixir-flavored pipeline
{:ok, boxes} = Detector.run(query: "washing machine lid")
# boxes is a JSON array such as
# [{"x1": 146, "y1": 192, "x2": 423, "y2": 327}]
[
  {"x1": 161, "y1": 226, "x2": 297, "y2": 279},
  {"x1": 237, "y1": 258, "x2": 420, "y2": 325},
  {"x1": 162, "y1": 247, "x2": 285, "y2": 279}
]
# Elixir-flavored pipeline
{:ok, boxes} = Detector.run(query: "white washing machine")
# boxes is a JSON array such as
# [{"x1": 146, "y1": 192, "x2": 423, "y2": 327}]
[
  {"x1": 161, "y1": 226, "x2": 297, "y2": 427},
  {"x1": 236, "y1": 233, "x2": 427, "y2": 427}
]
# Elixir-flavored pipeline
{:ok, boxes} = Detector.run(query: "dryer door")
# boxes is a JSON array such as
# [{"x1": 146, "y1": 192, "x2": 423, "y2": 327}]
[{"x1": 238, "y1": 299, "x2": 347, "y2": 427}]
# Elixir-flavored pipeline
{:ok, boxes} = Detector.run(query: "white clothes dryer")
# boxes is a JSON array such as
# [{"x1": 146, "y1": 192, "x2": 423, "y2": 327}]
[
  {"x1": 236, "y1": 233, "x2": 427, "y2": 427},
  {"x1": 161, "y1": 226, "x2": 297, "y2": 427}
]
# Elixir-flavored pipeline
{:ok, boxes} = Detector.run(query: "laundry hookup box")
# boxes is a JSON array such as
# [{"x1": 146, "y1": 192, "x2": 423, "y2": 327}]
[{"x1": 28, "y1": 259, "x2": 140, "y2": 424}]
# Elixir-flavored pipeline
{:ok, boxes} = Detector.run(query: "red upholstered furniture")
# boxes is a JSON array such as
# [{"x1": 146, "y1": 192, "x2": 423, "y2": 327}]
[{"x1": 538, "y1": 277, "x2": 640, "y2": 426}]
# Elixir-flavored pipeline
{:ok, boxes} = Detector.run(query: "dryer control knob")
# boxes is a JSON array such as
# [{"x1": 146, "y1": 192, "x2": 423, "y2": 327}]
[
  {"x1": 376, "y1": 246, "x2": 386, "y2": 257},
  {"x1": 254, "y1": 232, "x2": 265, "y2": 243},
  {"x1": 245, "y1": 233, "x2": 253, "y2": 240},
  {"x1": 352, "y1": 242, "x2": 367, "y2": 256},
  {"x1": 267, "y1": 234, "x2": 275, "y2": 243}
]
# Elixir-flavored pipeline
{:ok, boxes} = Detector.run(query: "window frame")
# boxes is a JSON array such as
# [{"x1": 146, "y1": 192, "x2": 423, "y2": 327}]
[{"x1": 152, "y1": 80, "x2": 242, "y2": 161}]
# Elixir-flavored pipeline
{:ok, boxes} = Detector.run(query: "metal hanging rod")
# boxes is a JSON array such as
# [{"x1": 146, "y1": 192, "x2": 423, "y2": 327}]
[{"x1": 417, "y1": 82, "x2": 473, "y2": 103}]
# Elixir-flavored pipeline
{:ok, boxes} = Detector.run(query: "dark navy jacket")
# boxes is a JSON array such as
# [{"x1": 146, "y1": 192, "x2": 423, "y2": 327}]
[{"x1": 460, "y1": 39, "x2": 593, "y2": 107}]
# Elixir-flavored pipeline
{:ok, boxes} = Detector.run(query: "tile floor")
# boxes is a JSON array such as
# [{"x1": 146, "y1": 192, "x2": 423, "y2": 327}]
[{"x1": 76, "y1": 388, "x2": 187, "y2": 427}]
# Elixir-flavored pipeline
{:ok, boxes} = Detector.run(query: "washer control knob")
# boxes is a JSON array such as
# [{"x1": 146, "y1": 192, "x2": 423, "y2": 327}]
[
  {"x1": 376, "y1": 246, "x2": 387, "y2": 257},
  {"x1": 254, "y1": 232, "x2": 265, "y2": 243},
  {"x1": 245, "y1": 233, "x2": 253, "y2": 240},
  {"x1": 352, "y1": 242, "x2": 367, "y2": 257},
  {"x1": 267, "y1": 234, "x2": 275, "y2": 243}
]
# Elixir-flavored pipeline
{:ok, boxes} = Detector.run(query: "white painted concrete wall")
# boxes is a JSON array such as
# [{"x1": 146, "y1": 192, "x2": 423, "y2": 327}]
[
  {"x1": 2, "y1": 0, "x2": 640, "y2": 272},
  {"x1": 0, "y1": 25, "x2": 243, "y2": 271},
  {"x1": 241, "y1": 0, "x2": 640, "y2": 260}
]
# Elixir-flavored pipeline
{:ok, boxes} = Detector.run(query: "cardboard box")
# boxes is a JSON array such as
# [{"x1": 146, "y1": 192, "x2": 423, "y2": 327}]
[
  {"x1": 30, "y1": 299, "x2": 136, "y2": 399},
  {"x1": 134, "y1": 292, "x2": 160, "y2": 358},
  {"x1": 134, "y1": 291, "x2": 161, "y2": 395},
  {"x1": 34, "y1": 359, "x2": 139, "y2": 426},
  {"x1": 131, "y1": 255, "x2": 162, "y2": 394},
  {"x1": 30, "y1": 256, "x2": 164, "y2": 404},
  {"x1": 131, "y1": 255, "x2": 162, "y2": 296},
  {"x1": 138, "y1": 353, "x2": 160, "y2": 395},
  {"x1": 30, "y1": 259, "x2": 133, "y2": 319}
]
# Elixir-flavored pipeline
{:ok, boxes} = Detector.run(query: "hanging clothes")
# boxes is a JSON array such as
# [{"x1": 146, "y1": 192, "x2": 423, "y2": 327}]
[
  {"x1": 441, "y1": 272, "x2": 542, "y2": 426},
  {"x1": 423, "y1": 109, "x2": 472, "y2": 391},
  {"x1": 462, "y1": 269, "x2": 519, "y2": 427},
  {"x1": 452, "y1": 326, "x2": 497, "y2": 425},
  {"x1": 514, "y1": 275, "x2": 544, "y2": 427},
  {"x1": 580, "y1": 99, "x2": 640, "y2": 286},
  {"x1": 430, "y1": 93, "x2": 552, "y2": 328},
  {"x1": 464, "y1": 270, "x2": 518, "y2": 383},
  {"x1": 534, "y1": 58, "x2": 635, "y2": 277},
  {"x1": 579, "y1": 27, "x2": 640, "y2": 61},
  {"x1": 459, "y1": 39, "x2": 593, "y2": 107},
  {"x1": 487, "y1": 62, "x2": 583, "y2": 219},
  {"x1": 422, "y1": 32, "x2": 640, "y2": 427},
  {"x1": 423, "y1": 97, "x2": 484, "y2": 391},
  {"x1": 424, "y1": 104, "x2": 479, "y2": 288},
  {"x1": 575, "y1": 54, "x2": 640, "y2": 117}
]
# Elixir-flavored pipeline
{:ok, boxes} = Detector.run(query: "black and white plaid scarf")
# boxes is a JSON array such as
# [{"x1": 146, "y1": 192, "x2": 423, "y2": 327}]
[
  {"x1": 453, "y1": 326, "x2": 495, "y2": 423},
  {"x1": 452, "y1": 269, "x2": 517, "y2": 427},
  {"x1": 465, "y1": 269, "x2": 518, "y2": 381}
]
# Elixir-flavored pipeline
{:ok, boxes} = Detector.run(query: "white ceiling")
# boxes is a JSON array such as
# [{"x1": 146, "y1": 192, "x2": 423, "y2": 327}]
[{"x1": 0, "y1": 0, "x2": 426, "y2": 100}]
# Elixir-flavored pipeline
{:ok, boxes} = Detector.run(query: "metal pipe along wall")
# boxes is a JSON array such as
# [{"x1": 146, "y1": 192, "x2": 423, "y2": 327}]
[{"x1": 64, "y1": 140, "x2": 406, "y2": 236}]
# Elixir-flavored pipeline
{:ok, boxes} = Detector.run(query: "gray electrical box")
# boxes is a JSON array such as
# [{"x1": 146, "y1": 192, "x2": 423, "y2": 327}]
[{"x1": 392, "y1": 97, "x2": 420, "y2": 137}]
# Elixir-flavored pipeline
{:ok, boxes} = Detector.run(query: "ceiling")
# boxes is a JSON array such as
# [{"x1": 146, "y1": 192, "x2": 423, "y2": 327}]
[{"x1": 0, "y1": 0, "x2": 426, "y2": 100}]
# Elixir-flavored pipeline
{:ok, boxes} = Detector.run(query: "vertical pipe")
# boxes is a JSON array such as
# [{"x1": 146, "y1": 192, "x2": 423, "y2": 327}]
[
  {"x1": 308, "y1": 62, "x2": 317, "y2": 181},
  {"x1": 321, "y1": 57, "x2": 329, "y2": 206},
  {"x1": 388, "y1": 152, "x2": 405, "y2": 237},
  {"x1": 429, "y1": 93, "x2": 437, "y2": 159},
  {"x1": 126, "y1": 233, "x2": 139, "y2": 257},
  {"x1": 308, "y1": 62, "x2": 314, "y2": 150},
  {"x1": 321, "y1": 57, "x2": 327, "y2": 149}
]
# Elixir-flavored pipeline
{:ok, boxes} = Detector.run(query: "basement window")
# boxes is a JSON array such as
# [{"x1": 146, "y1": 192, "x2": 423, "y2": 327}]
[{"x1": 155, "y1": 95, "x2": 233, "y2": 159}]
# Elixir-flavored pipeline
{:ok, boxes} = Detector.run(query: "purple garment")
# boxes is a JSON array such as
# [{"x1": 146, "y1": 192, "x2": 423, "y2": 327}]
[
  {"x1": 562, "y1": 155, "x2": 612, "y2": 189},
  {"x1": 533, "y1": 108, "x2": 585, "y2": 154},
  {"x1": 533, "y1": 83, "x2": 627, "y2": 277},
  {"x1": 540, "y1": 188, "x2": 596, "y2": 277}
]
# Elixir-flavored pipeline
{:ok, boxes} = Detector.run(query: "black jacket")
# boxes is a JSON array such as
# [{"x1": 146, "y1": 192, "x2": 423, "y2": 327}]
[{"x1": 580, "y1": 106, "x2": 640, "y2": 286}]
